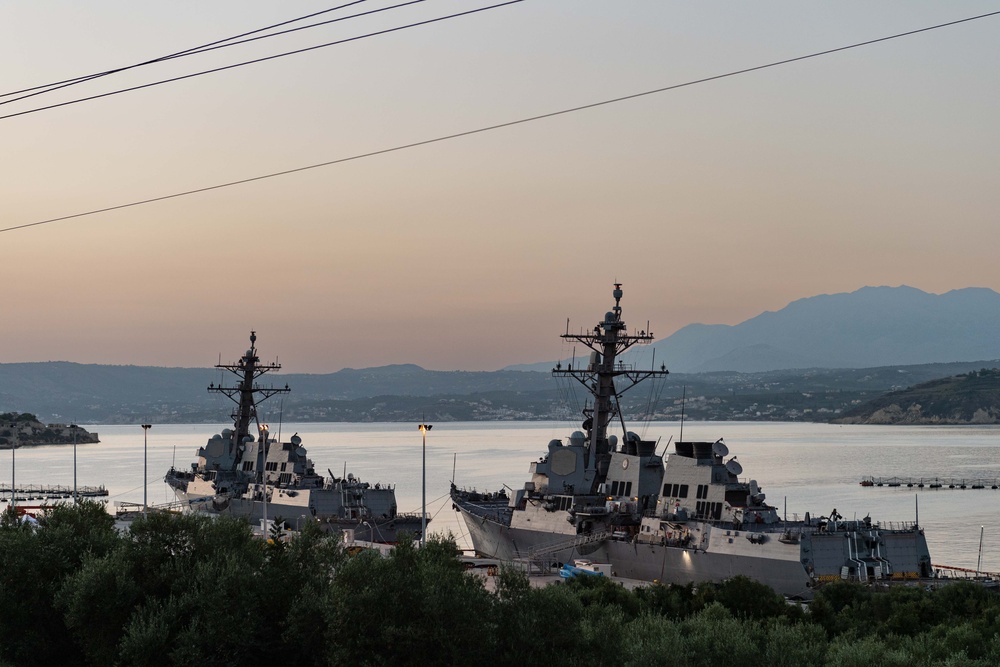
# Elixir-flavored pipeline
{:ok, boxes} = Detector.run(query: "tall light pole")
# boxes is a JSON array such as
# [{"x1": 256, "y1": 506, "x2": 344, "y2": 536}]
[
  {"x1": 71, "y1": 423, "x2": 78, "y2": 504},
  {"x1": 260, "y1": 424, "x2": 269, "y2": 533},
  {"x1": 141, "y1": 424, "x2": 152, "y2": 516},
  {"x1": 418, "y1": 421, "x2": 432, "y2": 547},
  {"x1": 977, "y1": 525, "x2": 985, "y2": 577}
]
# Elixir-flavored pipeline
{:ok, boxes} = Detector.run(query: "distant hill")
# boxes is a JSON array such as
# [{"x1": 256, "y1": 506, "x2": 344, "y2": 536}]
[
  {"x1": 0, "y1": 361, "x2": 555, "y2": 423},
  {"x1": 832, "y1": 368, "x2": 1000, "y2": 425},
  {"x1": 0, "y1": 412, "x2": 99, "y2": 447},
  {"x1": 2, "y1": 357, "x2": 999, "y2": 424},
  {"x1": 625, "y1": 286, "x2": 1000, "y2": 373}
]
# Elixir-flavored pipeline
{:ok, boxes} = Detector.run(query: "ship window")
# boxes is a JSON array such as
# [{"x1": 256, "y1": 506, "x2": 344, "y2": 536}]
[
  {"x1": 679, "y1": 484, "x2": 689, "y2": 498},
  {"x1": 625, "y1": 482, "x2": 632, "y2": 496},
  {"x1": 241, "y1": 461, "x2": 254, "y2": 471},
  {"x1": 712, "y1": 502, "x2": 722, "y2": 520},
  {"x1": 279, "y1": 473, "x2": 292, "y2": 485},
  {"x1": 280, "y1": 463, "x2": 287, "y2": 472},
  {"x1": 611, "y1": 481, "x2": 620, "y2": 495},
  {"x1": 696, "y1": 484, "x2": 708, "y2": 499},
  {"x1": 662, "y1": 483, "x2": 669, "y2": 497}
]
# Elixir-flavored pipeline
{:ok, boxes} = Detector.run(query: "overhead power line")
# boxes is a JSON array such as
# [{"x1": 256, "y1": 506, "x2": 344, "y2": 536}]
[
  {"x1": 0, "y1": 1, "x2": 435, "y2": 106},
  {"x1": 0, "y1": 0, "x2": 523, "y2": 121},
  {"x1": 3, "y1": 9, "x2": 998, "y2": 235}
]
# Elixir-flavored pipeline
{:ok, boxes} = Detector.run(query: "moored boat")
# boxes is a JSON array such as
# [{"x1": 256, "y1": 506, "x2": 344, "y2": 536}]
[
  {"x1": 165, "y1": 332, "x2": 426, "y2": 543},
  {"x1": 451, "y1": 285, "x2": 932, "y2": 598}
]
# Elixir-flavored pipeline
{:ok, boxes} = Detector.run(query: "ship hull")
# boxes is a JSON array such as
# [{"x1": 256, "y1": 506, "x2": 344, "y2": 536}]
[
  {"x1": 455, "y1": 501, "x2": 931, "y2": 600},
  {"x1": 603, "y1": 540, "x2": 814, "y2": 599},
  {"x1": 171, "y1": 488, "x2": 426, "y2": 543},
  {"x1": 454, "y1": 502, "x2": 604, "y2": 562}
]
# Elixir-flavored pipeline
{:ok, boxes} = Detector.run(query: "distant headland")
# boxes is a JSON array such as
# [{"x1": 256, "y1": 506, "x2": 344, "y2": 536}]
[{"x1": 0, "y1": 412, "x2": 99, "y2": 448}]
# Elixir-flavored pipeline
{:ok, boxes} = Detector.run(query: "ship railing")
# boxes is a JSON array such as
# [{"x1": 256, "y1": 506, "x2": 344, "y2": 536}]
[{"x1": 786, "y1": 518, "x2": 920, "y2": 534}]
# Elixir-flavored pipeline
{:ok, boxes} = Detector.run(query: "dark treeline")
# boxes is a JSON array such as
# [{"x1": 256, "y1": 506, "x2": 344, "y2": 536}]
[{"x1": 1, "y1": 503, "x2": 998, "y2": 666}]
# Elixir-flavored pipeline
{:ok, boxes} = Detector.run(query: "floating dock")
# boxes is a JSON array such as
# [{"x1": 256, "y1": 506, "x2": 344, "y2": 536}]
[
  {"x1": 0, "y1": 483, "x2": 108, "y2": 502},
  {"x1": 860, "y1": 476, "x2": 999, "y2": 490}
]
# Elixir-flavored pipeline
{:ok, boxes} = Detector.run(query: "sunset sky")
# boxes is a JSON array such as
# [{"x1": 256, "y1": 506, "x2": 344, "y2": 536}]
[{"x1": 2, "y1": 1, "x2": 998, "y2": 373}]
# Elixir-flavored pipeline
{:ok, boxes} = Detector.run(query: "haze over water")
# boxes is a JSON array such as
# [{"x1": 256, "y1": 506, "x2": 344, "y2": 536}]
[{"x1": 6, "y1": 421, "x2": 999, "y2": 574}]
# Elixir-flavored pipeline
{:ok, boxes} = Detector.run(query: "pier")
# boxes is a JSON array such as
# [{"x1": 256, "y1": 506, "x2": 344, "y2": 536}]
[
  {"x1": 0, "y1": 483, "x2": 108, "y2": 502},
  {"x1": 860, "y1": 476, "x2": 1000, "y2": 490}
]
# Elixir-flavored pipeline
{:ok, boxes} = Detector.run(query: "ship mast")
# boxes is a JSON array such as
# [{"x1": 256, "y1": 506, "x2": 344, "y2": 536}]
[
  {"x1": 552, "y1": 284, "x2": 668, "y2": 491},
  {"x1": 208, "y1": 331, "x2": 289, "y2": 473}
]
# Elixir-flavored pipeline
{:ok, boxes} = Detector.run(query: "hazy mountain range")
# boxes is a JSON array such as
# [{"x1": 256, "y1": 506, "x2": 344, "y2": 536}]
[
  {"x1": 511, "y1": 286, "x2": 1000, "y2": 374},
  {"x1": 2, "y1": 285, "x2": 998, "y2": 423}
]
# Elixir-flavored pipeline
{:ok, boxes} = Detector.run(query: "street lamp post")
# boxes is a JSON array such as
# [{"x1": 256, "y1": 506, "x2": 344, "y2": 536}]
[
  {"x1": 141, "y1": 424, "x2": 152, "y2": 516},
  {"x1": 71, "y1": 424, "x2": 78, "y2": 504},
  {"x1": 418, "y1": 421, "x2": 432, "y2": 547}
]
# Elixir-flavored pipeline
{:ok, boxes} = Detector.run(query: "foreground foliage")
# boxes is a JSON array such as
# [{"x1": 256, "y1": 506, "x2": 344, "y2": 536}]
[{"x1": 1, "y1": 503, "x2": 997, "y2": 666}]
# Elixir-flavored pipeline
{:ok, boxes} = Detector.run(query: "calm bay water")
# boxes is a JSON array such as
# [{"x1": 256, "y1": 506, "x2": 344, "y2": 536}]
[{"x1": 4, "y1": 421, "x2": 999, "y2": 573}]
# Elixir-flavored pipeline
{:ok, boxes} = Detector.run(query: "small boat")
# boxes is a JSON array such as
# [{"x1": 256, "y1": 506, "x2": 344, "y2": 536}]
[
  {"x1": 559, "y1": 560, "x2": 610, "y2": 578},
  {"x1": 165, "y1": 332, "x2": 426, "y2": 543}
]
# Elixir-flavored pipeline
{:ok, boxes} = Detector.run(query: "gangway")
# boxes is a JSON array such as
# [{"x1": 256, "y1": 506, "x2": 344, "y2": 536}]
[{"x1": 515, "y1": 530, "x2": 612, "y2": 575}]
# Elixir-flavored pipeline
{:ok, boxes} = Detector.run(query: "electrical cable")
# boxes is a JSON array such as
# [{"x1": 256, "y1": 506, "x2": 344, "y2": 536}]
[
  {"x1": 0, "y1": 1, "x2": 437, "y2": 106},
  {"x1": 2, "y1": 9, "x2": 997, "y2": 235},
  {"x1": 0, "y1": 1, "x2": 523, "y2": 120}
]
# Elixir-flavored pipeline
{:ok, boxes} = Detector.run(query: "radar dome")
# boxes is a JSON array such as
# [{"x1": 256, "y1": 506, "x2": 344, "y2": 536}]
[
  {"x1": 608, "y1": 434, "x2": 618, "y2": 448},
  {"x1": 290, "y1": 434, "x2": 302, "y2": 446},
  {"x1": 569, "y1": 431, "x2": 586, "y2": 447}
]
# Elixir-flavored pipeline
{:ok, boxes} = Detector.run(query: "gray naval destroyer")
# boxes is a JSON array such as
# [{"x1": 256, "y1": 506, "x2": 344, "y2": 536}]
[
  {"x1": 165, "y1": 332, "x2": 426, "y2": 543},
  {"x1": 451, "y1": 285, "x2": 932, "y2": 598}
]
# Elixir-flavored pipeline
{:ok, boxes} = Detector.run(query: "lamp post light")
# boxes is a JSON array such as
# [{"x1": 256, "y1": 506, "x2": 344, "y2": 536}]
[
  {"x1": 418, "y1": 421, "x2": 432, "y2": 547},
  {"x1": 141, "y1": 424, "x2": 152, "y2": 516}
]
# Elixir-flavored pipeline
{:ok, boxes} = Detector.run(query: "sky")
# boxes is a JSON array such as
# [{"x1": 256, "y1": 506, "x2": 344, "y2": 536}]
[{"x1": 2, "y1": 1, "x2": 998, "y2": 373}]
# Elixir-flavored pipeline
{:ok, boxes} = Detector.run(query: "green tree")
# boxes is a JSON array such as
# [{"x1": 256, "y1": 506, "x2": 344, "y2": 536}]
[
  {"x1": 323, "y1": 534, "x2": 496, "y2": 666},
  {"x1": 0, "y1": 501, "x2": 118, "y2": 667}
]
